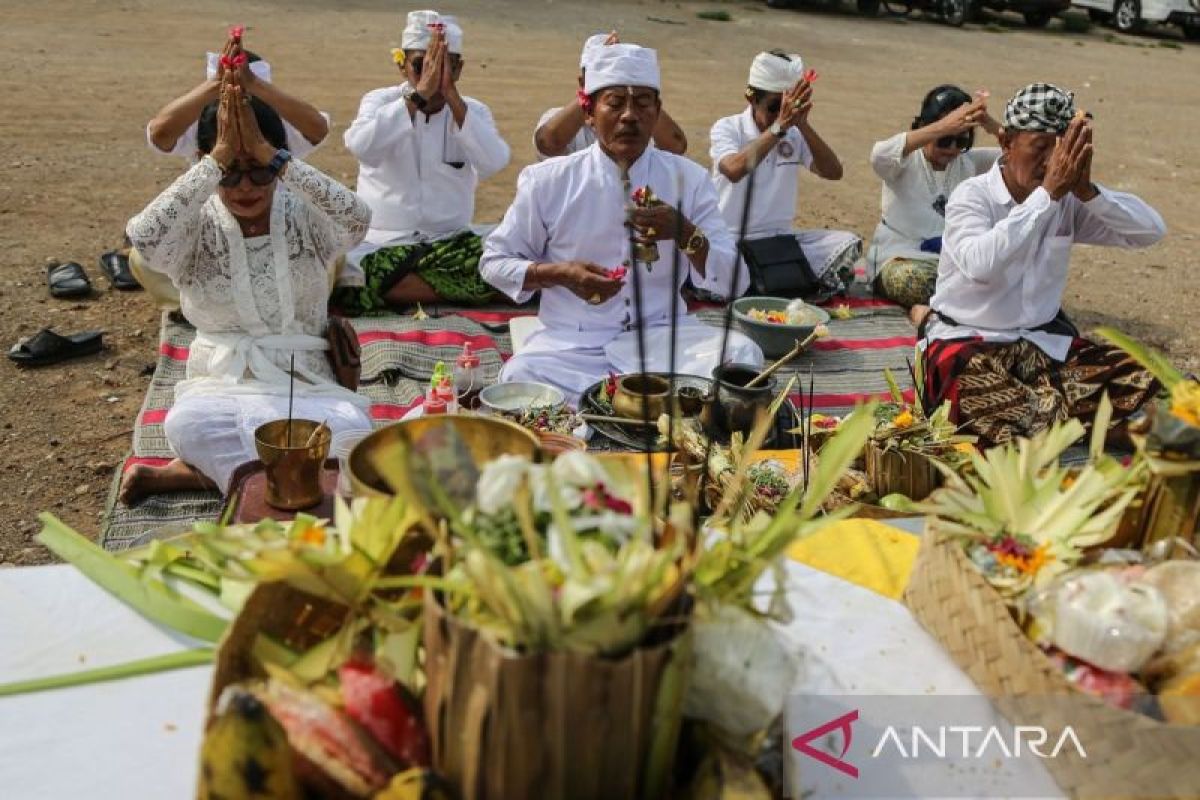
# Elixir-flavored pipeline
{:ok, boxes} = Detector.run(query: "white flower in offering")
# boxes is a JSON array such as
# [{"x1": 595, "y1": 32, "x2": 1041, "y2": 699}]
[
  {"x1": 551, "y1": 450, "x2": 610, "y2": 489},
  {"x1": 813, "y1": 323, "x2": 830, "y2": 338},
  {"x1": 476, "y1": 454, "x2": 534, "y2": 514}
]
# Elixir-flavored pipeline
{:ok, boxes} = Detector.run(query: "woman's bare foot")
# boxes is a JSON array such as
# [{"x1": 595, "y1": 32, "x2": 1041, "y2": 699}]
[
  {"x1": 119, "y1": 459, "x2": 213, "y2": 506},
  {"x1": 909, "y1": 304, "x2": 931, "y2": 328}
]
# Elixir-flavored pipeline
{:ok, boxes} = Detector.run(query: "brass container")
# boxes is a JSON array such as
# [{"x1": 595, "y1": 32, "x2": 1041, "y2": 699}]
[
  {"x1": 633, "y1": 241, "x2": 660, "y2": 264},
  {"x1": 612, "y1": 374, "x2": 671, "y2": 421},
  {"x1": 348, "y1": 416, "x2": 541, "y2": 499},
  {"x1": 536, "y1": 431, "x2": 588, "y2": 457},
  {"x1": 253, "y1": 419, "x2": 332, "y2": 511}
]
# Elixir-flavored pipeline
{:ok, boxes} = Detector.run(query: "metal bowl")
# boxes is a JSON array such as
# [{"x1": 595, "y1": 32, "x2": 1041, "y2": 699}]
[
  {"x1": 732, "y1": 296, "x2": 830, "y2": 359},
  {"x1": 348, "y1": 416, "x2": 541, "y2": 499},
  {"x1": 478, "y1": 381, "x2": 566, "y2": 417}
]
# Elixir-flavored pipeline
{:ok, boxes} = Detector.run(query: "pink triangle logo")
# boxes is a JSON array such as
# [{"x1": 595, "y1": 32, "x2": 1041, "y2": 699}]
[{"x1": 791, "y1": 709, "x2": 860, "y2": 779}]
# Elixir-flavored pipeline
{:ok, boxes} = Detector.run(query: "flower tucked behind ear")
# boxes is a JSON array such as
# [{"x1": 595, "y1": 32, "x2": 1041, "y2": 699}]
[{"x1": 391, "y1": 48, "x2": 406, "y2": 66}]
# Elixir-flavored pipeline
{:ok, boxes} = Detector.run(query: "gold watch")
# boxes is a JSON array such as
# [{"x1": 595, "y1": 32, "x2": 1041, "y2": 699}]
[{"x1": 679, "y1": 226, "x2": 707, "y2": 256}]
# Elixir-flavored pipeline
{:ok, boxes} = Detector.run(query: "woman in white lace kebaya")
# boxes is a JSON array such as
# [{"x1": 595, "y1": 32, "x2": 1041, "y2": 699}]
[{"x1": 122, "y1": 73, "x2": 374, "y2": 504}]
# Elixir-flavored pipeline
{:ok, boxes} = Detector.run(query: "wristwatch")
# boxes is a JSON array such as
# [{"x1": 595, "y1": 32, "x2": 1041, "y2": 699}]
[
  {"x1": 267, "y1": 149, "x2": 292, "y2": 175},
  {"x1": 679, "y1": 226, "x2": 707, "y2": 256},
  {"x1": 768, "y1": 121, "x2": 786, "y2": 138}
]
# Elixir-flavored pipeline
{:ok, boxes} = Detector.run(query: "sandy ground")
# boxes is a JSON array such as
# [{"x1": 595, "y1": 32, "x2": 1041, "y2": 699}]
[{"x1": 0, "y1": 0, "x2": 1197, "y2": 564}]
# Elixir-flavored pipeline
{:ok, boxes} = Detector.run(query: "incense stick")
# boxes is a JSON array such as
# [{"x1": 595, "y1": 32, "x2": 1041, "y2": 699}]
[
  {"x1": 287, "y1": 352, "x2": 296, "y2": 448},
  {"x1": 804, "y1": 364, "x2": 815, "y2": 494},
  {"x1": 622, "y1": 165, "x2": 655, "y2": 501}
]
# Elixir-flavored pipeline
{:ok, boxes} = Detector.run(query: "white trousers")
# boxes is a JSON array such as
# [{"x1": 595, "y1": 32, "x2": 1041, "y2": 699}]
[
  {"x1": 164, "y1": 392, "x2": 374, "y2": 493},
  {"x1": 500, "y1": 317, "x2": 764, "y2": 407}
]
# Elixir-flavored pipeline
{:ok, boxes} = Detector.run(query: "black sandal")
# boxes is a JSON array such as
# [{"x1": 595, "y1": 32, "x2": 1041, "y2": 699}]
[
  {"x1": 98, "y1": 250, "x2": 141, "y2": 291},
  {"x1": 47, "y1": 262, "x2": 92, "y2": 299},
  {"x1": 8, "y1": 328, "x2": 104, "y2": 367}
]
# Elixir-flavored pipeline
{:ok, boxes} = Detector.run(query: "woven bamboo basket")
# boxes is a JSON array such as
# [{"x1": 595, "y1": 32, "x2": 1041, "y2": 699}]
[
  {"x1": 904, "y1": 526, "x2": 1200, "y2": 798},
  {"x1": 422, "y1": 590, "x2": 692, "y2": 800},
  {"x1": 864, "y1": 442, "x2": 943, "y2": 501}
]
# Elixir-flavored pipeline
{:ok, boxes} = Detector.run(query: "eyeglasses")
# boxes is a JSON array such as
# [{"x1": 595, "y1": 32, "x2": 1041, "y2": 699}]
[
  {"x1": 219, "y1": 165, "x2": 276, "y2": 188},
  {"x1": 935, "y1": 134, "x2": 972, "y2": 151}
]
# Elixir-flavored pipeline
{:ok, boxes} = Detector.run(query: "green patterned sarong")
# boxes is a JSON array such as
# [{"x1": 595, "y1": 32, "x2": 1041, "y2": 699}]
[{"x1": 332, "y1": 231, "x2": 494, "y2": 316}]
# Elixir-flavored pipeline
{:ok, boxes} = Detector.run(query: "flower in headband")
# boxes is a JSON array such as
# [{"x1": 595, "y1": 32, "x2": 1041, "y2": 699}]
[{"x1": 391, "y1": 48, "x2": 406, "y2": 66}]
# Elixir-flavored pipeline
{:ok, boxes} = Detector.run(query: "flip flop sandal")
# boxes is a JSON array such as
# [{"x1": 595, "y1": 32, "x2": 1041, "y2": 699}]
[
  {"x1": 8, "y1": 328, "x2": 103, "y2": 367},
  {"x1": 98, "y1": 250, "x2": 142, "y2": 291},
  {"x1": 47, "y1": 261, "x2": 92, "y2": 299}
]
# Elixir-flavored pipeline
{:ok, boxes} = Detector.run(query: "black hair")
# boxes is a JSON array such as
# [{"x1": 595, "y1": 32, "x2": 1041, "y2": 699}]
[
  {"x1": 913, "y1": 84, "x2": 974, "y2": 148},
  {"x1": 196, "y1": 96, "x2": 288, "y2": 155}
]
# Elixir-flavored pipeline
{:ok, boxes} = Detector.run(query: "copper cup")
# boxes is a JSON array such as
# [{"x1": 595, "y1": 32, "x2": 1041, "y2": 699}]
[{"x1": 253, "y1": 419, "x2": 331, "y2": 510}]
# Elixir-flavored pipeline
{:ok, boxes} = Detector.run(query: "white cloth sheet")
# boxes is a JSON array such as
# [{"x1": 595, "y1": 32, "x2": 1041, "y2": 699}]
[
  {"x1": 709, "y1": 108, "x2": 861, "y2": 277},
  {"x1": 126, "y1": 156, "x2": 374, "y2": 490},
  {"x1": 867, "y1": 131, "x2": 999, "y2": 272},
  {"x1": 926, "y1": 162, "x2": 1167, "y2": 361},
  {"x1": 480, "y1": 143, "x2": 762, "y2": 404},
  {"x1": 0, "y1": 537, "x2": 1061, "y2": 798},
  {"x1": 343, "y1": 82, "x2": 510, "y2": 266}
]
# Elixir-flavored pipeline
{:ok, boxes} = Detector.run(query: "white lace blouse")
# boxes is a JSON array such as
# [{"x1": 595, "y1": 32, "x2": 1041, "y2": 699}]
[{"x1": 127, "y1": 156, "x2": 370, "y2": 395}]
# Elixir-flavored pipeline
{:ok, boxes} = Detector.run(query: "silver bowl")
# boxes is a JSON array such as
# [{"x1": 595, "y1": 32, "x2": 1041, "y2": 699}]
[
  {"x1": 478, "y1": 381, "x2": 566, "y2": 417},
  {"x1": 732, "y1": 296, "x2": 830, "y2": 359}
]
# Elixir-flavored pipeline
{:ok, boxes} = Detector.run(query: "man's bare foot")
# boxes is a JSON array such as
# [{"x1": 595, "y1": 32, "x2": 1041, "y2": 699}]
[
  {"x1": 119, "y1": 459, "x2": 213, "y2": 506},
  {"x1": 909, "y1": 304, "x2": 931, "y2": 328}
]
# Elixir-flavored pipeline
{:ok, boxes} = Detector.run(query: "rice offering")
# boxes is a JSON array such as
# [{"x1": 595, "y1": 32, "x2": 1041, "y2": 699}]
[{"x1": 747, "y1": 300, "x2": 823, "y2": 326}]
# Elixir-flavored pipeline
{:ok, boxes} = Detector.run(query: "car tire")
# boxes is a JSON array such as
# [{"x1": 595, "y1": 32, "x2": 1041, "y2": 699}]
[
  {"x1": 943, "y1": 0, "x2": 971, "y2": 25},
  {"x1": 1113, "y1": 0, "x2": 1144, "y2": 32},
  {"x1": 857, "y1": 0, "x2": 883, "y2": 15},
  {"x1": 1023, "y1": 9, "x2": 1055, "y2": 25},
  {"x1": 1086, "y1": 7, "x2": 1111, "y2": 20}
]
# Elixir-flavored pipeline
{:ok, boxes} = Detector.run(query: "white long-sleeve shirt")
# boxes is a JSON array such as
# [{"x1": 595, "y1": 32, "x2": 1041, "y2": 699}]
[
  {"x1": 344, "y1": 82, "x2": 510, "y2": 250},
  {"x1": 928, "y1": 162, "x2": 1166, "y2": 361},
  {"x1": 867, "y1": 131, "x2": 999, "y2": 269},
  {"x1": 481, "y1": 143, "x2": 741, "y2": 349}
]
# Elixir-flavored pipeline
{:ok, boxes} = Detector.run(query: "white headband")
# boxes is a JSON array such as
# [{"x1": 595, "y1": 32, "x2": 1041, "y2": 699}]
[
  {"x1": 580, "y1": 33, "x2": 609, "y2": 69},
  {"x1": 205, "y1": 52, "x2": 272, "y2": 82},
  {"x1": 401, "y1": 9, "x2": 464, "y2": 54},
  {"x1": 747, "y1": 51, "x2": 804, "y2": 93},
  {"x1": 583, "y1": 44, "x2": 660, "y2": 94}
]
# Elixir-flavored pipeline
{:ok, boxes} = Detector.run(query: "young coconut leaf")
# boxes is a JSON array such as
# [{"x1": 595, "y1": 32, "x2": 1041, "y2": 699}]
[
  {"x1": 1096, "y1": 326, "x2": 1183, "y2": 390},
  {"x1": 37, "y1": 514, "x2": 228, "y2": 643},
  {"x1": 0, "y1": 648, "x2": 213, "y2": 697}
]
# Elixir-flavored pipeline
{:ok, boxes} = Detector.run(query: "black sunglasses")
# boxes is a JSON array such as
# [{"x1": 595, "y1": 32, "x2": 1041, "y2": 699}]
[
  {"x1": 766, "y1": 100, "x2": 782, "y2": 115},
  {"x1": 219, "y1": 165, "x2": 276, "y2": 188},
  {"x1": 936, "y1": 134, "x2": 972, "y2": 151}
]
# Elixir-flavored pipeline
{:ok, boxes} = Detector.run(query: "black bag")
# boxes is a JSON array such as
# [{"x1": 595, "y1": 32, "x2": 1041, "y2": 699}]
[{"x1": 738, "y1": 235, "x2": 820, "y2": 299}]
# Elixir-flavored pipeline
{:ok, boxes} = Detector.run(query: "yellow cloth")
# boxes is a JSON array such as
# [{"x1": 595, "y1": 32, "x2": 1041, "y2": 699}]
[
  {"x1": 788, "y1": 518, "x2": 919, "y2": 600},
  {"x1": 128, "y1": 248, "x2": 180, "y2": 312}
]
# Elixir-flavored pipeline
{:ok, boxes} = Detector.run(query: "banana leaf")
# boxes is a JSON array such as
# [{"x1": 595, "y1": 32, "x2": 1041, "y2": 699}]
[
  {"x1": 0, "y1": 648, "x2": 213, "y2": 697},
  {"x1": 37, "y1": 514, "x2": 228, "y2": 643}
]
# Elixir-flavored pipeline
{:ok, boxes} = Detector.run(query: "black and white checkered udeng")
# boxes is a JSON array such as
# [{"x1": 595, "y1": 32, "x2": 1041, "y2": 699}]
[{"x1": 1003, "y1": 82, "x2": 1075, "y2": 134}]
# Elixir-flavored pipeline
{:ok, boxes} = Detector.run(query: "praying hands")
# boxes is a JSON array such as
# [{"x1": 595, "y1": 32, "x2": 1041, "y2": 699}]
[
  {"x1": 210, "y1": 72, "x2": 278, "y2": 170},
  {"x1": 1042, "y1": 113, "x2": 1094, "y2": 201}
]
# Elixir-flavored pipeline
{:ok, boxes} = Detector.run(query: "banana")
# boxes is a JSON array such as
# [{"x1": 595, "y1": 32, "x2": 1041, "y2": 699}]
[
  {"x1": 198, "y1": 686, "x2": 297, "y2": 799},
  {"x1": 374, "y1": 768, "x2": 455, "y2": 800}
]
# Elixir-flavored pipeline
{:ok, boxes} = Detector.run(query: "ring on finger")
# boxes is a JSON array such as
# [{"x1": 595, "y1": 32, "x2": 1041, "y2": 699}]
[
  {"x1": 646, "y1": 227, "x2": 656, "y2": 238},
  {"x1": 588, "y1": 293, "x2": 603, "y2": 305}
]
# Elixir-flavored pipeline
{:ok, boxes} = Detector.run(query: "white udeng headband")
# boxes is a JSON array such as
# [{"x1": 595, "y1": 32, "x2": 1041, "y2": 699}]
[{"x1": 205, "y1": 52, "x2": 272, "y2": 82}]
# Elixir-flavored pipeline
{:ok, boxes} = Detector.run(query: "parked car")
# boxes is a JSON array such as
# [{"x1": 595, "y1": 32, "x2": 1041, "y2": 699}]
[
  {"x1": 767, "y1": 0, "x2": 1070, "y2": 27},
  {"x1": 1072, "y1": 0, "x2": 1200, "y2": 37}
]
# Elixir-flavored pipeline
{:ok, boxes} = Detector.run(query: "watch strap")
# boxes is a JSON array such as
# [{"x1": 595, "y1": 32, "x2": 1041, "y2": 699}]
[{"x1": 268, "y1": 149, "x2": 292, "y2": 175}]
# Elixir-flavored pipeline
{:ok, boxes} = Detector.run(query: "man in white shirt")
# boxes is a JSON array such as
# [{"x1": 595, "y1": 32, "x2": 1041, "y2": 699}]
[
  {"x1": 481, "y1": 44, "x2": 762, "y2": 406},
  {"x1": 336, "y1": 10, "x2": 511, "y2": 314},
  {"x1": 709, "y1": 51, "x2": 862, "y2": 296},
  {"x1": 533, "y1": 31, "x2": 687, "y2": 160},
  {"x1": 922, "y1": 83, "x2": 1166, "y2": 446}
]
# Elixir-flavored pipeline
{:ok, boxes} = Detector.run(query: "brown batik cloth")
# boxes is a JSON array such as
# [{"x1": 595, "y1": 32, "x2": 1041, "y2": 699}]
[{"x1": 924, "y1": 336, "x2": 1159, "y2": 447}]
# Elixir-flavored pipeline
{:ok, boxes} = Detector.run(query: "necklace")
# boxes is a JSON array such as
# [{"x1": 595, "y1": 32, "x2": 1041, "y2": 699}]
[{"x1": 920, "y1": 155, "x2": 955, "y2": 218}]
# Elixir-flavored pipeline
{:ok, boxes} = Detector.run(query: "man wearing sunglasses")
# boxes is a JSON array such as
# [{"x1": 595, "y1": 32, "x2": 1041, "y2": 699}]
[
  {"x1": 708, "y1": 50, "x2": 862, "y2": 298},
  {"x1": 339, "y1": 9, "x2": 511, "y2": 313},
  {"x1": 868, "y1": 85, "x2": 1001, "y2": 315},
  {"x1": 921, "y1": 83, "x2": 1165, "y2": 447},
  {"x1": 533, "y1": 31, "x2": 688, "y2": 160}
]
